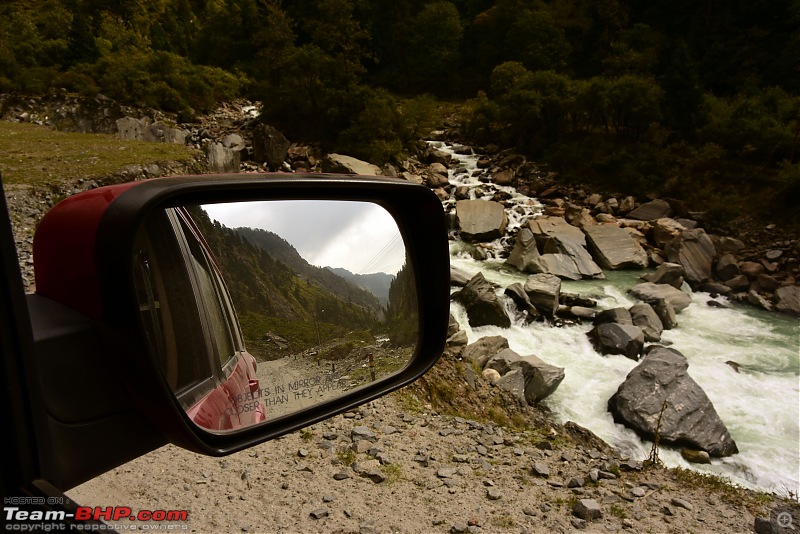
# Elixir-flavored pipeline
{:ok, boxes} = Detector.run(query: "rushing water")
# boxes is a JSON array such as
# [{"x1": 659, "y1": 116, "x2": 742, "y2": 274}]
[{"x1": 434, "y1": 141, "x2": 800, "y2": 496}]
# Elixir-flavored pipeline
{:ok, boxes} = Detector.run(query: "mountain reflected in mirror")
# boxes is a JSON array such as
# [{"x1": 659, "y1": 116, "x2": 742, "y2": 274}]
[{"x1": 133, "y1": 200, "x2": 418, "y2": 432}]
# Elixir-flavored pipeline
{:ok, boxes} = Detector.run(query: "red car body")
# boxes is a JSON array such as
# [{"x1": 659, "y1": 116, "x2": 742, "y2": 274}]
[{"x1": 33, "y1": 182, "x2": 265, "y2": 431}]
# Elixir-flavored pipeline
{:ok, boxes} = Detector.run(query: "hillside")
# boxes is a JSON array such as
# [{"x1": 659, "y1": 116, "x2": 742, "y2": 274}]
[
  {"x1": 328, "y1": 267, "x2": 394, "y2": 306},
  {"x1": 234, "y1": 226, "x2": 384, "y2": 314},
  {"x1": 188, "y1": 207, "x2": 385, "y2": 361}
]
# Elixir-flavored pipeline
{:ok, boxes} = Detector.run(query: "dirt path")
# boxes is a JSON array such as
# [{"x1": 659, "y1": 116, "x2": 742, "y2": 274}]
[{"x1": 68, "y1": 389, "x2": 787, "y2": 534}]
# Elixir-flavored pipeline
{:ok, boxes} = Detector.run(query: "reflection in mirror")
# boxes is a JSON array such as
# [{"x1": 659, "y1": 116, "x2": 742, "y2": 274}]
[{"x1": 133, "y1": 201, "x2": 418, "y2": 433}]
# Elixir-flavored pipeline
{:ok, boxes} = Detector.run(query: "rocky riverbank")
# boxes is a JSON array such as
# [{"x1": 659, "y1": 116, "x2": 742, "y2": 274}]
[{"x1": 3, "y1": 95, "x2": 798, "y2": 532}]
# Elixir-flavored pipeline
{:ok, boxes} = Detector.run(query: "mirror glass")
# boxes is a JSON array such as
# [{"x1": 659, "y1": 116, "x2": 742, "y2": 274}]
[{"x1": 133, "y1": 200, "x2": 418, "y2": 433}]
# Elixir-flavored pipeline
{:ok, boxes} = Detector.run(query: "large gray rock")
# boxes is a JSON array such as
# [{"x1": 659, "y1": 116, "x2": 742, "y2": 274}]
[
  {"x1": 206, "y1": 142, "x2": 240, "y2": 173},
  {"x1": 116, "y1": 117, "x2": 187, "y2": 144},
  {"x1": 608, "y1": 347, "x2": 739, "y2": 457},
  {"x1": 584, "y1": 225, "x2": 648, "y2": 270},
  {"x1": 593, "y1": 307, "x2": 633, "y2": 326},
  {"x1": 654, "y1": 299, "x2": 679, "y2": 329},
  {"x1": 516, "y1": 354, "x2": 566, "y2": 403},
  {"x1": 456, "y1": 200, "x2": 508, "y2": 242},
  {"x1": 322, "y1": 153, "x2": 381, "y2": 176},
  {"x1": 652, "y1": 218, "x2": 686, "y2": 247},
  {"x1": 628, "y1": 282, "x2": 692, "y2": 312},
  {"x1": 641, "y1": 262, "x2": 685, "y2": 289},
  {"x1": 451, "y1": 273, "x2": 511, "y2": 328},
  {"x1": 776, "y1": 285, "x2": 800, "y2": 316},
  {"x1": 504, "y1": 283, "x2": 540, "y2": 321},
  {"x1": 627, "y1": 199, "x2": 673, "y2": 221},
  {"x1": 486, "y1": 349, "x2": 565, "y2": 403},
  {"x1": 665, "y1": 228, "x2": 716, "y2": 285},
  {"x1": 450, "y1": 266, "x2": 472, "y2": 287},
  {"x1": 629, "y1": 303, "x2": 664, "y2": 342},
  {"x1": 523, "y1": 273, "x2": 561, "y2": 318},
  {"x1": 507, "y1": 217, "x2": 603, "y2": 280},
  {"x1": 252, "y1": 124, "x2": 291, "y2": 170},
  {"x1": 589, "y1": 323, "x2": 644, "y2": 360},
  {"x1": 462, "y1": 336, "x2": 509, "y2": 368}
]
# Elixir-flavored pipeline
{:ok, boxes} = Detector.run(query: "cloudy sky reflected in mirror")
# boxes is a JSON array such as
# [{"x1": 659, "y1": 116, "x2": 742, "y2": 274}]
[{"x1": 202, "y1": 201, "x2": 405, "y2": 274}]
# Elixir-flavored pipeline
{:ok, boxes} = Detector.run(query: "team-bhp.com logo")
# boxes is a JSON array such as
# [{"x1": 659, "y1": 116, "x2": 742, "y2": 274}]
[{"x1": 4, "y1": 500, "x2": 189, "y2": 531}]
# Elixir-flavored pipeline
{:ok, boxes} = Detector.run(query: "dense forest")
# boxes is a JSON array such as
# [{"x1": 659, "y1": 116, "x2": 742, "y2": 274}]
[{"x1": 1, "y1": 0, "x2": 798, "y2": 219}]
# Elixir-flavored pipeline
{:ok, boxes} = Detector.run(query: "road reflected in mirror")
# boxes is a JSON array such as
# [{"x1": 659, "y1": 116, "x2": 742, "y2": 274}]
[{"x1": 133, "y1": 201, "x2": 418, "y2": 433}]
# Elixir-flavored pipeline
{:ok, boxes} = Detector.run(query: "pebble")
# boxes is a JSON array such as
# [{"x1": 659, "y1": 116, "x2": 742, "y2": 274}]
[
  {"x1": 486, "y1": 487, "x2": 502, "y2": 500},
  {"x1": 532, "y1": 462, "x2": 550, "y2": 477},
  {"x1": 309, "y1": 508, "x2": 329, "y2": 519},
  {"x1": 573, "y1": 499, "x2": 603, "y2": 520},
  {"x1": 671, "y1": 497, "x2": 693, "y2": 511}
]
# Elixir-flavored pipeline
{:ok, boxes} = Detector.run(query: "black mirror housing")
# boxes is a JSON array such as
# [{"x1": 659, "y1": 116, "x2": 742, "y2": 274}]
[{"x1": 30, "y1": 174, "x2": 449, "y2": 481}]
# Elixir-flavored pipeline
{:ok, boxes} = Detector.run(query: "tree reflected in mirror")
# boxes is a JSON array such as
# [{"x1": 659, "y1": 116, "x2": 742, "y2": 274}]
[{"x1": 134, "y1": 200, "x2": 419, "y2": 432}]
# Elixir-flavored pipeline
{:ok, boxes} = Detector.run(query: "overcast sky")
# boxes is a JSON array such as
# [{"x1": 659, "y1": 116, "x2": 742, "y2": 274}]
[{"x1": 202, "y1": 201, "x2": 405, "y2": 275}]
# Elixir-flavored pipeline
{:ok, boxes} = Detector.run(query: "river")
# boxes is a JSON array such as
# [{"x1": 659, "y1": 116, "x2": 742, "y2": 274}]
[{"x1": 433, "y1": 141, "x2": 800, "y2": 497}]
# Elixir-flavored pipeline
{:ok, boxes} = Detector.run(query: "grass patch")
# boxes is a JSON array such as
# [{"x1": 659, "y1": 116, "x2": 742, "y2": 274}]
[
  {"x1": 669, "y1": 467, "x2": 776, "y2": 510},
  {"x1": 0, "y1": 121, "x2": 196, "y2": 187},
  {"x1": 337, "y1": 448, "x2": 357, "y2": 466},
  {"x1": 491, "y1": 515, "x2": 515, "y2": 528},
  {"x1": 381, "y1": 463, "x2": 403, "y2": 484},
  {"x1": 300, "y1": 429, "x2": 314, "y2": 442},
  {"x1": 609, "y1": 504, "x2": 627, "y2": 520},
  {"x1": 391, "y1": 387, "x2": 426, "y2": 414}
]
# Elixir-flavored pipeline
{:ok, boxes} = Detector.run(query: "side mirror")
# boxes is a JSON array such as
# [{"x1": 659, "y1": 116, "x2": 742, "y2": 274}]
[
  {"x1": 32, "y1": 174, "x2": 449, "y2": 464},
  {"x1": 134, "y1": 200, "x2": 421, "y2": 433}
]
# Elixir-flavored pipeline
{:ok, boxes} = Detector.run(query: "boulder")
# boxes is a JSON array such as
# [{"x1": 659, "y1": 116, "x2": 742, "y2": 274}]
[
  {"x1": 116, "y1": 117, "x2": 187, "y2": 144},
  {"x1": 493, "y1": 169, "x2": 514, "y2": 185},
  {"x1": 724, "y1": 274, "x2": 750, "y2": 291},
  {"x1": 523, "y1": 273, "x2": 561, "y2": 318},
  {"x1": 629, "y1": 303, "x2": 664, "y2": 342},
  {"x1": 485, "y1": 348, "x2": 523, "y2": 375},
  {"x1": 506, "y1": 226, "x2": 543, "y2": 272},
  {"x1": 495, "y1": 369, "x2": 527, "y2": 403},
  {"x1": 652, "y1": 218, "x2": 686, "y2": 247},
  {"x1": 425, "y1": 171, "x2": 450, "y2": 188},
  {"x1": 462, "y1": 336, "x2": 509, "y2": 368},
  {"x1": 206, "y1": 142, "x2": 240, "y2": 173},
  {"x1": 712, "y1": 236, "x2": 745, "y2": 255},
  {"x1": 451, "y1": 273, "x2": 511, "y2": 328},
  {"x1": 252, "y1": 124, "x2": 291, "y2": 170},
  {"x1": 740, "y1": 261, "x2": 765, "y2": 279},
  {"x1": 450, "y1": 266, "x2": 472, "y2": 287},
  {"x1": 654, "y1": 299, "x2": 678, "y2": 329},
  {"x1": 589, "y1": 323, "x2": 644, "y2": 360},
  {"x1": 628, "y1": 282, "x2": 692, "y2": 312},
  {"x1": 627, "y1": 199, "x2": 673, "y2": 221},
  {"x1": 584, "y1": 225, "x2": 648, "y2": 270},
  {"x1": 447, "y1": 314, "x2": 461, "y2": 338},
  {"x1": 425, "y1": 146, "x2": 452, "y2": 166},
  {"x1": 322, "y1": 153, "x2": 382, "y2": 176},
  {"x1": 665, "y1": 228, "x2": 716, "y2": 285},
  {"x1": 515, "y1": 354, "x2": 565, "y2": 403},
  {"x1": 641, "y1": 262, "x2": 685, "y2": 289},
  {"x1": 715, "y1": 254, "x2": 740, "y2": 282},
  {"x1": 593, "y1": 307, "x2": 633, "y2": 326},
  {"x1": 608, "y1": 347, "x2": 739, "y2": 457},
  {"x1": 456, "y1": 200, "x2": 508, "y2": 242},
  {"x1": 776, "y1": 285, "x2": 800, "y2": 316},
  {"x1": 487, "y1": 349, "x2": 565, "y2": 403},
  {"x1": 556, "y1": 306, "x2": 596, "y2": 321},
  {"x1": 504, "y1": 283, "x2": 540, "y2": 321},
  {"x1": 681, "y1": 449, "x2": 712, "y2": 464},
  {"x1": 221, "y1": 133, "x2": 246, "y2": 151}
]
